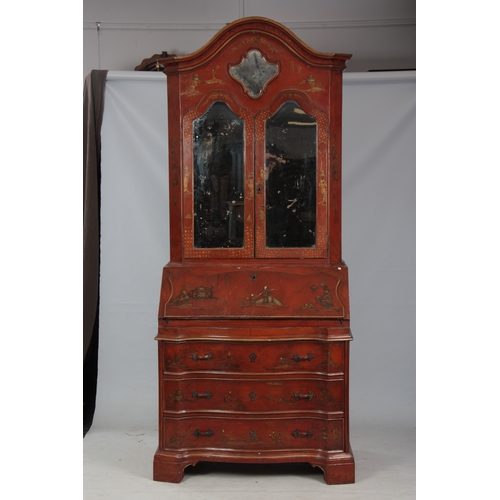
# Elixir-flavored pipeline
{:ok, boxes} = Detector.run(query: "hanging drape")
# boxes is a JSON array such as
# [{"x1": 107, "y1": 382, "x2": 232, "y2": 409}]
[
  {"x1": 84, "y1": 69, "x2": 107, "y2": 359},
  {"x1": 93, "y1": 71, "x2": 414, "y2": 430},
  {"x1": 83, "y1": 69, "x2": 108, "y2": 434}
]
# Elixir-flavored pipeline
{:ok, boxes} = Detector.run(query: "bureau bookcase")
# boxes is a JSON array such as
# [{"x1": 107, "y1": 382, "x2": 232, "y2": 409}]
[{"x1": 152, "y1": 17, "x2": 354, "y2": 484}]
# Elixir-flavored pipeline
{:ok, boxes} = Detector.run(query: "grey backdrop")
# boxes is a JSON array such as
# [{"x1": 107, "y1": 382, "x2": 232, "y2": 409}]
[{"x1": 94, "y1": 70, "x2": 415, "y2": 433}]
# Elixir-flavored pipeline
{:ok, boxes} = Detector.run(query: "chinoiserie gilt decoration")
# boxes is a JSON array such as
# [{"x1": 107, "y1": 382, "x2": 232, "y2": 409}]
[{"x1": 148, "y1": 17, "x2": 354, "y2": 484}]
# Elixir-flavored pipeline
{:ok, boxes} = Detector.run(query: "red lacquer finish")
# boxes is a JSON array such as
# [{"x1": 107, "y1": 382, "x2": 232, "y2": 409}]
[{"x1": 153, "y1": 17, "x2": 354, "y2": 484}]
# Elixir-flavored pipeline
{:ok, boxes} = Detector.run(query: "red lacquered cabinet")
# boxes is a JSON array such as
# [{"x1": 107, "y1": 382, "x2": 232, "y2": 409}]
[{"x1": 151, "y1": 17, "x2": 354, "y2": 484}]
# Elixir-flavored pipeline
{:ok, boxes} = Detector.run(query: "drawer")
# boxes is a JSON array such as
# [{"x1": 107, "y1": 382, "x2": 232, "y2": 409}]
[
  {"x1": 162, "y1": 416, "x2": 344, "y2": 452},
  {"x1": 162, "y1": 377, "x2": 344, "y2": 413},
  {"x1": 161, "y1": 340, "x2": 345, "y2": 375}
]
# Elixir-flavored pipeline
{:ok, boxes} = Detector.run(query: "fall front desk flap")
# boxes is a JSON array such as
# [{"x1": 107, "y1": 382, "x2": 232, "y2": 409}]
[{"x1": 160, "y1": 265, "x2": 349, "y2": 319}]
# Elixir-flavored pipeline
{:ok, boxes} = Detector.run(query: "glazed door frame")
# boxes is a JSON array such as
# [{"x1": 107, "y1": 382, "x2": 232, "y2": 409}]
[
  {"x1": 255, "y1": 91, "x2": 329, "y2": 259},
  {"x1": 182, "y1": 91, "x2": 255, "y2": 259}
]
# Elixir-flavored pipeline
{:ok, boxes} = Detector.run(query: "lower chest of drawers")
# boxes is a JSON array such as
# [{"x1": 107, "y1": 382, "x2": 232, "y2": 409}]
[
  {"x1": 154, "y1": 331, "x2": 354, "y2": 484},
  {"x1": 158, "y1": 337, "x2": 349, "y2": 446}
]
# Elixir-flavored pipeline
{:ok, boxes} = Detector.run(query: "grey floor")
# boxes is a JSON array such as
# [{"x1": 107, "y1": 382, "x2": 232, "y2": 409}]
[{"x1": 83, "y1": 419, "x2": 415, "y2": 499}]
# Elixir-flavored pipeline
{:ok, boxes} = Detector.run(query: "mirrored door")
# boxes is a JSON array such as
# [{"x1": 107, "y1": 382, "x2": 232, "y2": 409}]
[
  {"x1": 255, "y1": 93, "x2": 328, "y2": 258},
  {"x1": 182, "y1": 93, "x2": 254, "y2": 258}
]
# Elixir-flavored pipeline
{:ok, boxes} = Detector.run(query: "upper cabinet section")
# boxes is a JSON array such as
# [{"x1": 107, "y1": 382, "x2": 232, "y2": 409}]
[{"x1": 162, "y1": 17, "x2": 351, "y2": 263}]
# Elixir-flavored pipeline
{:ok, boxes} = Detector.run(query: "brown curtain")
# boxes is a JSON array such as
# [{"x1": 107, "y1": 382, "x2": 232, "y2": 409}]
[{"x1": 83, "y1": 69, "x2": 108, "y2": 435}]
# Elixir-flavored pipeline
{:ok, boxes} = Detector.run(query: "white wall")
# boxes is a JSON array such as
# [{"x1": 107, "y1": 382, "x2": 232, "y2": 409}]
[{"x1": 83, "y1": 0, "x2": 416, "y2": 77}]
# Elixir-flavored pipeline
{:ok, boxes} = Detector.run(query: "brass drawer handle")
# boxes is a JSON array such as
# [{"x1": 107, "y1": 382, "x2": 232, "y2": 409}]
[
  {"x1": 191, "y1": 390, "x2": 212, "y2": 400},
  {"x1": 191, "y1": 352, "x2": 213, "y2": 362},
  {"x1": 292, "y1": 391, "x2": 314, "y2": 401},
  {"x1": 292, "y1": 353, "x2": 314, "y2": 362},
  {"x1": 193, "y1": 429, "x2": 214, "y2": 438},
  {"x1": 291, "y1": 429, "x2": 313, "y2": 439}
]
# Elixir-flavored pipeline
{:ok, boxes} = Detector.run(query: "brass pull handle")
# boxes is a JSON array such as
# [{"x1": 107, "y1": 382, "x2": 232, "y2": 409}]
[
  {"x1": 193, "y1": 429, "x2": 214, "y2": 438},
  {"x1": 291, "y1": 429, "x2": 313, "y2": 439},
  {"x1": 292, "y1": 391, "x2": 314, "y2": 401},
  {"x1": 192, "y1": 352, "x2": 213, "y2": 362},
  {"x1": 191, "y1": 390, "x2": 212, "y2": 400},
  {"x1": 292, "y1": 353, "x2": 314, "y2": 362}
]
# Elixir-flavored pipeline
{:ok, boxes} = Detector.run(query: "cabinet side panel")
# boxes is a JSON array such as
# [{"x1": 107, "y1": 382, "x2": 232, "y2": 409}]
[
  {"x1": 343, "y1": 340, "x2": 351, "y2": 452},
  {"x1": 167, "y1": 73, "x2": 183, "y2": 262},
  {"x1": 329, "y1": 70, "x2": 344, "y2": 262}
]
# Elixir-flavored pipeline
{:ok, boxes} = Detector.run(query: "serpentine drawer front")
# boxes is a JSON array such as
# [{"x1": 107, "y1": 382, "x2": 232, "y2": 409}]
[
  {"x1": 162, "y1": 376, "x2": 345, "y2": 413},
  {"x1": 152, "y1": 17, "x2": 354, "y2": 485},
  {"x1": 162, "y1": 416, "x2": 345, "y2": 452},
  {"x1": 160, "y1": 339, "x2": 346, "y2": 375}
]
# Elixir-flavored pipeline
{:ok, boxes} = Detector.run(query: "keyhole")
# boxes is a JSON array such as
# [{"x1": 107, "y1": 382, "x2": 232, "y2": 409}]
[
  {"x1": 251, "y1": 274, "x2": 257, "y2": 281},
  {"x1": 256, "y1": 185, "x2": 262, "y2": 194}
]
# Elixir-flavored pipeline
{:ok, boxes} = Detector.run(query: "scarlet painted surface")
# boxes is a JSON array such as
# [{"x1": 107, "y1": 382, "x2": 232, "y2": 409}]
[
  {"x1": 161, "y1": 415, "x2": 345, "y2": 451},
  {"x1": 158, "y1": 337, "x2": 346, "y2": 375},
  {"x1": 160, "y1": 264, "x2": 350, "y2": 319},
  {"x1": 162, "y1": 376, "x2": 345, "y2": 413},
  {"x1": 153, "y1": 17, "x2": 354, "y2": 484}
]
